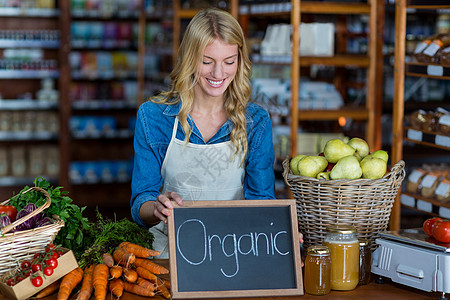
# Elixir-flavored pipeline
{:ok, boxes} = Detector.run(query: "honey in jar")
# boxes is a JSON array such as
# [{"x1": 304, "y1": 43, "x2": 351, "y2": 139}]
[
  {"x1": 323, "y1": 225, "x2": 359, "y2": 291},
  {"x1": 304, "y1": 245, "x2": 331, "y2": 295}
]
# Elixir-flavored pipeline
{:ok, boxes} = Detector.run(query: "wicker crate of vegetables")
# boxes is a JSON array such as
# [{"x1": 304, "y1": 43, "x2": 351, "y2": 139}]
[{"x1": 0, "y1": 186, "x2": 65, "y2": 277}]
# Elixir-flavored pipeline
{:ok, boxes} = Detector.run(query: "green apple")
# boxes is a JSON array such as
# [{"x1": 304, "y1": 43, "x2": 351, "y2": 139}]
[
  {"x1": 330, "y1": 155, "x2": 362, "y2": 180},
  {"x1": 316, "y1": 171, "x2": 330, "y2": 180},
  {"x1": 290, "y1": 154, "x2": 307, "y2": 175},
  {"x1": 297, "y1": 155, "x2": 328, "y2": 178},
  {"x1": 347, "y1": 137, "x2": 369, "y2": 161},
  {"x1": 324, "y1": 139, "x2": 356, "y2": 163},
  {"x1": 370, "y1": 150, "x2": 389, "y2": 163},
  {"x1": 360, "y1": 156, "x2": 387, "y2": 179}
]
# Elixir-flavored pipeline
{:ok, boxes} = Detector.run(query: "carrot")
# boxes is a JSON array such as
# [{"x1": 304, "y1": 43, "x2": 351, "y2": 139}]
[
  {"x1": 109, "y1": 278, "x2": 124, "y2": 298},
  {"x1": 57, "y1": 267, "x2": 84, "y2": 300},
  {"x1": 93, "y1": 263, "x2": 109, "y2": 300},
  {"x1": 119, "y1": 242, "x2": 160, "y2": 258},
  {"x1": 159, "y1": 277, "x2": 171, "y2": 290},
  {"x1": 123, "y1": 268, "x2": 138, "y2": 283},
  {"x1": 123, "y1": 281, "x2": 155, "y2": 297},
  {"x1": 76, "y1": 265, "x2": 94, "y2": 300},
  {"x1": 134, "y1": 257, "x2": 169, "y2": 275},
  {"x1": 155, "y1": 278, "x2": 171, "y2": 299},
  {"x1": 135, "y1": 266, "x2": 157, "y2": 282},
  {"x1": 35, "y1": 279, "x2": 61, "y2": 298},
  {"x1": 101, "y1": 252, "x2": 114, "y2": 267},
  {"x1": 136, "y1": 277, "x2": 155, "y2": 291},
  {"x1": 110, "y1": 265, "x2": 123, "y2": 279},
  {"x1": 113, "y1": 247, "x2": 135, "y2": 267}
]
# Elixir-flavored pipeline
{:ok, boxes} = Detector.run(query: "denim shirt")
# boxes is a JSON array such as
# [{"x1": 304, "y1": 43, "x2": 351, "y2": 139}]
[{"x1": 130, "y1": 99, "x2": 276, "y2": 227}]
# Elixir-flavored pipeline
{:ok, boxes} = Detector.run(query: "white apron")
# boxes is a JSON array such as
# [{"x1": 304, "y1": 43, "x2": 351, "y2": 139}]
[{"x1": 149, "y1": 117, "x2": 245, "y2": 258}]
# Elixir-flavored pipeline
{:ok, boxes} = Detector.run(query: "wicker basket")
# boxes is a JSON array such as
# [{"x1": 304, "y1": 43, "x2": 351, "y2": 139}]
[
  {"x1": 0, "y1": 187, "x2": 65, "y2": 277},
  {"x1": 282, "y1": 158, "x2": 406, "y2": 251}
]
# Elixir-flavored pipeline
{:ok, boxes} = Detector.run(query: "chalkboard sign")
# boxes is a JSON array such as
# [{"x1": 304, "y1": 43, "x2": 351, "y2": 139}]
[{"x1": 167, "y1": 199, "x2": 303, "y2": 299}]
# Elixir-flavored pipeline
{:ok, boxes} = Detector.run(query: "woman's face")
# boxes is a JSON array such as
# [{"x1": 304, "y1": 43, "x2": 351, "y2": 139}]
[{"x1": 194, "y1": 38, "x2": 238, "y2": 101}]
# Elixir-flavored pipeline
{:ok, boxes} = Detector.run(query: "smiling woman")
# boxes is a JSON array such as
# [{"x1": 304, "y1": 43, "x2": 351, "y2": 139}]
[{"x1": 130, "y1": 8, "x2": 277, "y2": 258}]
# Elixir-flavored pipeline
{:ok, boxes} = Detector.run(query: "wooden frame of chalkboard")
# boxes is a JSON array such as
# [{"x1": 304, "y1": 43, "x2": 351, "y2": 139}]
[{"x1": 167, "y1": 199, "x2": 303, "y2": 299}]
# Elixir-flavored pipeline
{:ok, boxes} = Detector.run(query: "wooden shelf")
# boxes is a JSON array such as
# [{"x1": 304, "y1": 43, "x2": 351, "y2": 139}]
[
  {"x1": 404, "y1": 127, "x2": 450, "y2": 151},
  {"x1": 300, "y1": 54, "x2": 370, "y2": 67},
  {"x1": 405, "y1": 62, "x2": 450, "y2": 80},
  {"x1": 391, "y1": 0, "x2": 450, "y2": 230},
  {"x1": 289, "y1": 0, "x2": 384, "y2": 156},
  {"x1": 298, "y1": 107, "x2": 369, "y2": 121},
  {"x1": 300, "y1": 1, "x2": 371, "y2": 14}
]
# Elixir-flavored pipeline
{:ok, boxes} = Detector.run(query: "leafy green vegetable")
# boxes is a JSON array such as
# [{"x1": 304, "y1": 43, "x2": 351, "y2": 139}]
[
  {"x1": 8, "y1": 177, "x2": 93, "y2": 260},
  {"x1": 7, "y1": 177, "x2": 154, "y2": 267},
  {"x1": 79, "y1": 210, "x2": 154, "y2": 269}
]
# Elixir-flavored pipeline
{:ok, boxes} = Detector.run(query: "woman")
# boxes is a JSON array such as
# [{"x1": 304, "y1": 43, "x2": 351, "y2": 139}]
[{"x1": 130, "y1": 8, "x2": 275, "y2": 258}]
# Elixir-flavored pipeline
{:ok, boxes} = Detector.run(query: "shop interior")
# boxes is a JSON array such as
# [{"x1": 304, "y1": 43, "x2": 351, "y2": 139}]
[{"x1": 0, "y1": 0, "x2": 449, "y2": 232}]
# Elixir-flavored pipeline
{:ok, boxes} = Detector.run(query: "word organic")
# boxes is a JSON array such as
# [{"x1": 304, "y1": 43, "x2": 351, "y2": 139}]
[{"x1": 176, "y1": 218, "x2": 290, "y2": 278}]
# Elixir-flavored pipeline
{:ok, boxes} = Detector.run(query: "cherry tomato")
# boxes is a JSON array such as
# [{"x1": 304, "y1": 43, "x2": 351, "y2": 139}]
[
  {"x1": 6, "y1": 278, "x2": 15, "y2": 286},
  {"x1": 0, "y1": 205, "x2": 17, "y2": 222},
  {"x1": 423, "y1": 217, "x2": 442, "y2": 237},
  {"x1": 45, "y1": 243, "x2": 55, "y2": 252},
  {"x1": 45, "y1": 258, "x2": 58, "y2": 269},
  {"x1": 31, "y1": 263, "x2": 42, "y2": 273},
  {"x1": 31, "y1": 275, "x2": 43, "y2": 287},
  {"x1": 33, "y1": 253, "x2": 42, "y2": 259},
  {"x1": 43, "y1": 266, "x2": 54, "y2": 276},
  {"x1": 50, "y1": 252, "x2": 58, "y2": 260},
  {"x1": 20, "y1": 260, "x2": 31, "y2": 270},
  {"x1": 15, "y1": 275, "x2": 24, "y2": 282},
  {"x1": 433, "y1": 220, "x2": 450, "y2": 243},
  {"x1": 23, "y1": 270, "x2": 32, "y2": 278}
]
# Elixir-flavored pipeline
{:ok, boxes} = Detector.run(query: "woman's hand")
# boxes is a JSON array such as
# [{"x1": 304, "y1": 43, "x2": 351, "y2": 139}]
[{"x1": 154, "y1": 191, "x2": 183, "y2": 223}]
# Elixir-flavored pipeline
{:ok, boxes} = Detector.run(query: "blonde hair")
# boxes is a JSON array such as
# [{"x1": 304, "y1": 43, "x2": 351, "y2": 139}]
[{"x1": 153, "y1": 8, "x2": 252, "y2": 165}]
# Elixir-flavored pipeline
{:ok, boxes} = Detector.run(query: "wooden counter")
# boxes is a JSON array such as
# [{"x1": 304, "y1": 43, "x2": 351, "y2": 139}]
[{"x1": 0, "y1": 259, "x2": 443, "y2": 300}]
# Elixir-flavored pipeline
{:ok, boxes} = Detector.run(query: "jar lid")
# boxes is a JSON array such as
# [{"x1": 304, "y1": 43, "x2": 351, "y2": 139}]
[
  {"x1": 326, "y1": 224, "x2": 356, "y2": 234},
  {"x1": 307, "y1": 245, "x2": 330, "y2": 255},
  {"x1": 359, "y1": 239, "x2": 369, "y2": 246}
]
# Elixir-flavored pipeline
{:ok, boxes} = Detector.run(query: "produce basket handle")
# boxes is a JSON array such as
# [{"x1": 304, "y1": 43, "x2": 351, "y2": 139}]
[
  {"x1": 282, "y1": 157, "x2": 292, "y2": 187},
  {"x1": 0, "y1": 187, "x2": 51, "y2": 235}
]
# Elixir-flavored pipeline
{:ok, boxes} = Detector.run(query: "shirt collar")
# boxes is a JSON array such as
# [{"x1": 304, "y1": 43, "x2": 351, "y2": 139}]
[{"x1": 161, "y1": 100, "x2": 255, "y2": 139}]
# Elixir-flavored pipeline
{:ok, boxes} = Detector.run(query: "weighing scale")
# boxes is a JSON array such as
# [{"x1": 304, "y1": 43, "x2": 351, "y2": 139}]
[{"x1": 372, "y1": 228, "x2": 450, "y2": 299}]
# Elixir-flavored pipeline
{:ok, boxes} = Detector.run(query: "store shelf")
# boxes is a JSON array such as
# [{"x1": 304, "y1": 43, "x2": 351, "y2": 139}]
[
  {"x1": 404, "y1": 127, "x2": 450, "y2": 151},
  {"x1": 0, "y1": 70, "x2": 59, "y2": 79},
  {"x1": 0, "y1": 40, "x2": 59, "y2": 48},
  {"x1": 72, "y1": 100, "x2": 136, "y2": 110},
  {"x1": 0, "y1": 131, "x2": 58, "y2": 141},
  {"x1": 401, "y1": 191, "x2": 450, "y2": 218},
  {"x1": 0, "y1": 7, "x2": 59, "y2": 17},
  {"x1": 298, "y1": 107, "x2": 369, "y2": 121},
  {"x1": 0, "y1": 100, "x2": 57, "y2": 110},
  {"x1": 391, "y1": 0, "x2": 450, "y2": 230},
  {"x1": 405, "y1": 62, "x2": 450, "y2": 80},
  {"x1": 251, "y1": 54, "x2": 370, "y2": 67},
  {"x1": 0, "y1": 176, "x2": 58, "y2": 187}
]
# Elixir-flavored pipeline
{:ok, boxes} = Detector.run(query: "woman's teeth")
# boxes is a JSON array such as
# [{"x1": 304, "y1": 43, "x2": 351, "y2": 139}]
[{"x1": 207, "y1": 79, "x2": 224, "y2": 86}]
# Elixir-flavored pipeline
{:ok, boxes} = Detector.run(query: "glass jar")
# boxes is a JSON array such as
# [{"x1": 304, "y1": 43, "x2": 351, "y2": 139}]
[
  {"x1": 304, "y1": 245, "x2": 331, "y2": 295},
  {"x1": 323, "y1": 225, "x2": 359, "y2": 291},
  {"x1": 359, "y1": 239, "x2": 372, "y2": 285}
]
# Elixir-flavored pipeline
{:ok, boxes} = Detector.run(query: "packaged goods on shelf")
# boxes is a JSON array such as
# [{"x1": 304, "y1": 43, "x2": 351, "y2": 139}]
[
  {"x1": 69, "y1": 160, "x2": 133, "y2": 184},
  {"x1": 407, "y1": 107, "x2": 450, "y2": 134},
  {"x1": 405, "y1": 164, "x2": 450, "y2": 204},
  {"x1": 299, "y1": 80, "x2": 344, "y2": 110},
  {"x1": 70, "y1": 0, "x2": 140, "y2": 18},
  {"x1": 413, "y1": 33, "x2": 450, "y2": 64},
  {"x1": 260, "y1": 24, "x2": 291, "y2": 56},
  {"x1": 299, "y1": 23, "x2": 335, "y2": 57}
]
